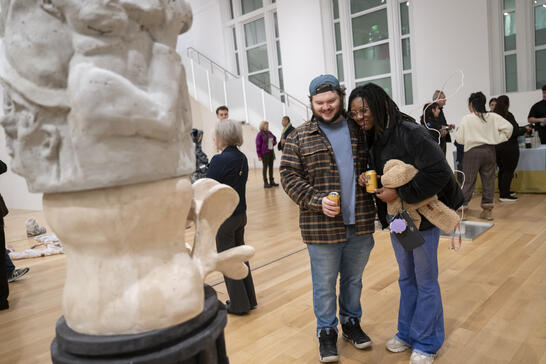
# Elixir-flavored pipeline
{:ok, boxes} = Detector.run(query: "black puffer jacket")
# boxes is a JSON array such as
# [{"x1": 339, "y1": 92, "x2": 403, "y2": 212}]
[{"x1": 367, "y1": 120, "x2": 464, "y2": 231}]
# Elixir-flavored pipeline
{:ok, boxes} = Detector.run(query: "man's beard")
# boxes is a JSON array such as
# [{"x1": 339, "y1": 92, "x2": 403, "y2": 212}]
[{"x1": 312, "y1": 106, "x2": 344, "y2": 124}]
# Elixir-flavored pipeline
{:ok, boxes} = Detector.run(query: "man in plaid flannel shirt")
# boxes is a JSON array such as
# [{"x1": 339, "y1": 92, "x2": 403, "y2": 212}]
[{"x1": 280, "y1": 74, "x2": 376, "y2": 363}]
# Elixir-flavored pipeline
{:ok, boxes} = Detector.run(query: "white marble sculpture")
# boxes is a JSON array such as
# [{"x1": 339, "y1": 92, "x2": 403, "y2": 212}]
[
  {"x1": 1, "y1": 0, "x2": 195, "y2": 192},
  {"x1": 44, "y1": 177, "x2": 253, "y2": 334},
  {"x1": 0, "y1": 1, "x2": 254, "y2": 335}
]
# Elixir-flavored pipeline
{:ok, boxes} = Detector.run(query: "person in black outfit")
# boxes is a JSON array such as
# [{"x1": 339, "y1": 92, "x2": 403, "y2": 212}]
[
  {"x1": 1, "y1": 160, "x2": 9, "y2": 310},
  {"x1": 432, "y1": 90, "x2": 455, "y2": 155},
  {"x1": 528, "y1": 85, "x2": 546, "y2": 144},
  {"x1": 277, "y1": 116, "x2": 295, "y2": 152},
  {"x1": 419, "y1": 102, "x2": 445, "y2": 149},
  {"x1": 493, "y1": 95, "x2": 531, "y2": 201},
  {"x1": 350, "y1": 84, "x2": 463, "y2": 363},
  {"x1": 206, "y1": 119, "x2": 257, "y2": 315}
]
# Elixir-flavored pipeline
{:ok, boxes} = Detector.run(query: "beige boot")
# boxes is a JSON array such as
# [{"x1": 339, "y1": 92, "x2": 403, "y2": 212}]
[{"x1": 479, "y1": 207, "x2": 493, "y2": 221}]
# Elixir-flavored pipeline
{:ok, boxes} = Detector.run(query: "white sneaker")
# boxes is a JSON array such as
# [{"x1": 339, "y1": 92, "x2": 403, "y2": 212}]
[
  {"x1": 385, "y1": 335, "x2": 410, "y2": 353},
  {"x1": 410, "y1": 351, "x2": 435, "y2": 364}
]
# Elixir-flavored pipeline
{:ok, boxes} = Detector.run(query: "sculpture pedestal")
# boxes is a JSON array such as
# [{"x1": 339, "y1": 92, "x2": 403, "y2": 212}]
[{"x1": 51, "y1": 285, "x2": 229, "y2": 364}]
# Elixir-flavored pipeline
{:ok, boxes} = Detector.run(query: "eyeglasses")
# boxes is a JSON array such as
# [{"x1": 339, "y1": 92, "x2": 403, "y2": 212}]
[{"x1": 348, "y1": 108, "x2": 368, "y2": 118}]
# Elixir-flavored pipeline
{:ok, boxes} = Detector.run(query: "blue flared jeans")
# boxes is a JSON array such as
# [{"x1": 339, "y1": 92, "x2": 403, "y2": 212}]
[
  {"x1": 391, "y1": 227, "x2": 444, "y2": 356},
  {"x1": 307, "y1": 226, "x2": 374, "y2": 336}
]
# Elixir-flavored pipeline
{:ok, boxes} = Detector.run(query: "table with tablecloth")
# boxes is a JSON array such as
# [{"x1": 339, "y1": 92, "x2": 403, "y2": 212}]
[{"x1": 453, "y1": 145, "x2": 546, "y2": 193}]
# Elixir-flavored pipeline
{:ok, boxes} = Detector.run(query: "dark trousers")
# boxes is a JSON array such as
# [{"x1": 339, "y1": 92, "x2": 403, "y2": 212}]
[
  {"x1": 496, "y1": 142, "x2": 519, "y2": 197},
  {"x1": 215, "y1": 213, "x2": 257, "y2": 313},
  {"x1": 0, "y1": 223, "x2": 8, "y2": 308},
  {"x1": 5, "y1": 250, "x2": 14, "y2": 276},
  {"x1": 537, "y1": 124, "x2": 546, "y2": 144},
  {"x1": 261, "y1": 151, "x2": 274, "y2": 184},
  {"x1": 462, "y1": 145, "x2": 496, "y2": 208}
]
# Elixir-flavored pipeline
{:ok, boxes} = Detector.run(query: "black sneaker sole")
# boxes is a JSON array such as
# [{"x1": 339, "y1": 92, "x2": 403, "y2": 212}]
[
  {"x1": 319, "y1": 354, "x2": 339, "y2": 363},
  {"x1": 342, "y1": 333, "x2": 372, "y2": 349}
]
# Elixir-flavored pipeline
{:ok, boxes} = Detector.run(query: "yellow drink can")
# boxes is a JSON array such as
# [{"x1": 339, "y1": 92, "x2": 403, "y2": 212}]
[
  {"x1": 365, "y1": 170, "x2": 377, "y2": 193},
  {"x1": 327, "y1": 192, "x2": 340, "y2": 205}
]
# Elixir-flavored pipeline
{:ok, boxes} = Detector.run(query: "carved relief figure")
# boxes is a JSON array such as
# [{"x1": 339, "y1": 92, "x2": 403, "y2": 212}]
[{"x1": 0, "y1": 0, "x2": 195, "y2": 192}]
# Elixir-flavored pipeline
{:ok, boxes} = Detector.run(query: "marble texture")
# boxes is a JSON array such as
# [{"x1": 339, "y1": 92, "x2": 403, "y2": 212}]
[
  {"x1": 43, "y1": 177, "x2": 254, "y2": 335},
  {"x1": 0, "y1": 0, "x2": 194, "y2": 193}
]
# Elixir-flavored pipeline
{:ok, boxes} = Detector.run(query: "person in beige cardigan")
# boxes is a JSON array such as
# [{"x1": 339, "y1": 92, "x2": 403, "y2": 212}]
[{"x1": 455, "y1": 92, "x2": 513, "y2": 220}]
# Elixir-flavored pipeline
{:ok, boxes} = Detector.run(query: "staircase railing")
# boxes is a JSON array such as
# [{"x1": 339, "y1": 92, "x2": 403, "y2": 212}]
[{"x1": 186, "y1": 47, "x2": 311, "y2": 122}]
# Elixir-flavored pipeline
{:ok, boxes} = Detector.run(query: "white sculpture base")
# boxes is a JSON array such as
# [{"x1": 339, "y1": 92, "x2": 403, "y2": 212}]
[{"x1": 43, "y1": 177, "x2": 202, "y2": 335}]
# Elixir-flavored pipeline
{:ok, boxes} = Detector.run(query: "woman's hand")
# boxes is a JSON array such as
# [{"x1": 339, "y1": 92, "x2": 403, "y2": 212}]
[
  {"x1": 358, "y1": 172, "x2": 368, "y2": 187},
  {"x1": 358, "y1": 172, "x2": 380, "y2": 192},
  {"x1": 375, "y1": 187, "x2": 398, "y2": 202}
]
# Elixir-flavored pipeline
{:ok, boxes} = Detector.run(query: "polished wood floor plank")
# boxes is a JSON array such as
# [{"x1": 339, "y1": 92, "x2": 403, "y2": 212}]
[{"x1": 1, "y1": 169, "x2": 545, "y2": 363}]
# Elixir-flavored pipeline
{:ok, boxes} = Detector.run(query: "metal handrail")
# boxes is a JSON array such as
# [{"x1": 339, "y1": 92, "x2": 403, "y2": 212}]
[{"x1": 186, "y1": 47, "x2": 310, "y2": 116}]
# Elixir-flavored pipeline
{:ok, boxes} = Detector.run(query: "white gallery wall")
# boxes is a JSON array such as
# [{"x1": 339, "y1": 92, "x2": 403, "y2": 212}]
[
  {"x1": 275, "y1": 0, "x2": 328, "y2": 102},
  {"x1": 176, "y1": 0, "x2": 229, "y2": 69}
]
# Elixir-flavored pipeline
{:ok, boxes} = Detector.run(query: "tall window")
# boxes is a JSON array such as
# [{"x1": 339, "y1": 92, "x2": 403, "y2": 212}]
[
  {"x1": 503, "y1": 0, "x2": 517, "y2": 92},
  {"x1": 535, "y1": 0, "x2": 546, "y2": 88},
  {"x1": 400, "y1": 1, "x2": 413, "y2": 105},
  {"x1": 225, "y1": 0, "x2": 283, "y2": 95},
  {"x1": 491, "y1": 0, "x2": 545, "y2": 92},
  {"x1": 329, "y1": 0, "x2": 415, "y2": 105},
  {"x1": 333, "y1": 0, "x2": 345, "y2": 86},
  {"x1": 244, "y1": 17, "x2": 270, "y2": 91}
]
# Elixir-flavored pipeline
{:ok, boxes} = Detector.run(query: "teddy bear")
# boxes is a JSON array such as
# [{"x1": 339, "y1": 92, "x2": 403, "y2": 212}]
[{"x1": 381, "y1": 159, "x2": 460, "y2": 233}]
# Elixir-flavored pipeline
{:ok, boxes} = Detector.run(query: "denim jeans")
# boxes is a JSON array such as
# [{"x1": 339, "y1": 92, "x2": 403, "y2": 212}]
[
  {"x1": 307, "y1": 226, "x2": 374, "y2": 336},
  {"x1": 391, "y1": 227, "x2": 444, "y2": 356}
]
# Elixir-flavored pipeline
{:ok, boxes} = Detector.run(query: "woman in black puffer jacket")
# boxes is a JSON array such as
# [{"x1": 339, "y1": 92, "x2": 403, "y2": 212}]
[
  {"x1": 347, "y1": 83, "x2": 463, "y2": 364},
  {"x1": 493, "y1": 95, "x2": 530, "y2": 201}
]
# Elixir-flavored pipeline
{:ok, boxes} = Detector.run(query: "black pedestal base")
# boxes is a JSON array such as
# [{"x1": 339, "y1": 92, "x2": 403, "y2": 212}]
[{"x1": 51, "y1": 286, "x2": 228, "y2": 364}]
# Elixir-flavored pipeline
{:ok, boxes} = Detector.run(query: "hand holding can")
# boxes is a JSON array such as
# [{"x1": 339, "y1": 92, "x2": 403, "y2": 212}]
[{"x1": 322, "y1": 192, "x2": 340, "y2": 217}]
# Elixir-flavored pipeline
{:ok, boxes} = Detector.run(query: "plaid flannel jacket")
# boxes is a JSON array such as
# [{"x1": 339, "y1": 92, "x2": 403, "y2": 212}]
[{"x1": 280, "y1": 118, "x2": 376, "y2": 244}]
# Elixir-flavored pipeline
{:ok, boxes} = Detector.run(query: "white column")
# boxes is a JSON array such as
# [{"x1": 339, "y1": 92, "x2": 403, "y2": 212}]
[
  {"x1": 190, "y1": 59, "x2": 197, "y2": 99},
  {"x1": 241, "y1": 77, "x2": 249, "y2": 123},
  {"x1": 261, "y1": 89, "x2": 267, "y2": 120},
  {"x1": 223, "y1": 79, "x2": 228, "y2": 106},
  {"x1": 206, "y1": 70, "x2": 213, "y2": 112}
]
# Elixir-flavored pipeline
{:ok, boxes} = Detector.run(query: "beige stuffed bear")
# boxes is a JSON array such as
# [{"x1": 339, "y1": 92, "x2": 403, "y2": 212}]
[{"x1": 381, "y1": 159, "x2": 460, "y2": 233}]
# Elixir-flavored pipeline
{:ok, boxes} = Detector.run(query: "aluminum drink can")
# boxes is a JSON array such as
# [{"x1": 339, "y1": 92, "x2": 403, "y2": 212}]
[
  {"x1": 327, "y1": 192, "x2": 340, "y2": 205},
  {"x1": 365, "y1": 170, "x2": 378, "y2": 193}
]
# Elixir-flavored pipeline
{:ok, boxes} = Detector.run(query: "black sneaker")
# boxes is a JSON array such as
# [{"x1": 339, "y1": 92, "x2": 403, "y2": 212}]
[
  {"x1": 8, "y1": 267, "x2": 30, "y2": 283},
  {"x1": 318, "y1": 328, "x2": 339, "y2": 362},
  {"x1": 264, "y1": 183, "x2": 271, "y2": 188},
  {"x1": 269, "y1": 181, "x2": 279, "y2": 187},
  {"x1": 342, "y1": 318, "x2": 372, "y2": 349},
  {"x1": 499, "y1": 195, "x2": 517, "y2": 202}
]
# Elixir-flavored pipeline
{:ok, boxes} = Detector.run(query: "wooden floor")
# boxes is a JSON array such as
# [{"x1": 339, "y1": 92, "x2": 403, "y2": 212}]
[{"x1": 1, "y1": 169, "x2": 545, "y2": 364}]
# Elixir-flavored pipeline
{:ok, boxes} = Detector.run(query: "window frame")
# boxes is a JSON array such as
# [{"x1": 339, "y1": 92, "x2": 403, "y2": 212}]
[
  {"x1": 489, "y1": 0, "x2": 545, "y2": 93},
  {"x1": 322, "y1": 0, "x2": 417, "y2": 106},
  {"x1": 222, "y1": 0, "x2": 282, "y2": 95}
]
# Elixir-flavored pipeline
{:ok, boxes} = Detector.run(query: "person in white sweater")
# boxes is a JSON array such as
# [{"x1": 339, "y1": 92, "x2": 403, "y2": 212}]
[{"x1": 455, "y1": 92, "x2": 513, "y2": 220}]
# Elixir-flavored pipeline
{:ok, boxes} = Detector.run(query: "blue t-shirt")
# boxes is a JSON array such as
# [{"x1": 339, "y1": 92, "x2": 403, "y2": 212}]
[{"x1": 319, "y1": 118, "x2": 356, "y2": 225}]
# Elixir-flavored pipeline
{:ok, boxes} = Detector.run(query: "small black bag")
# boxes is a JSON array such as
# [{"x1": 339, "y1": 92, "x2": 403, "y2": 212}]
[{"x1": 389, "y1": 206, "x2": 425, "y2": 251}]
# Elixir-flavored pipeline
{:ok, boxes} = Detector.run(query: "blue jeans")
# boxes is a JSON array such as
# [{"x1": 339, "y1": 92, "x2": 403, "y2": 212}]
[
  {"x1": 307, "y1": 226, "x2": 374, "y2": 336},
  {"x1": 391, "y1": 227, "x2": 444, "y2": 356},
  {"x1": 5, "y1": 250, "x2": 14, "y2": 277}
]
